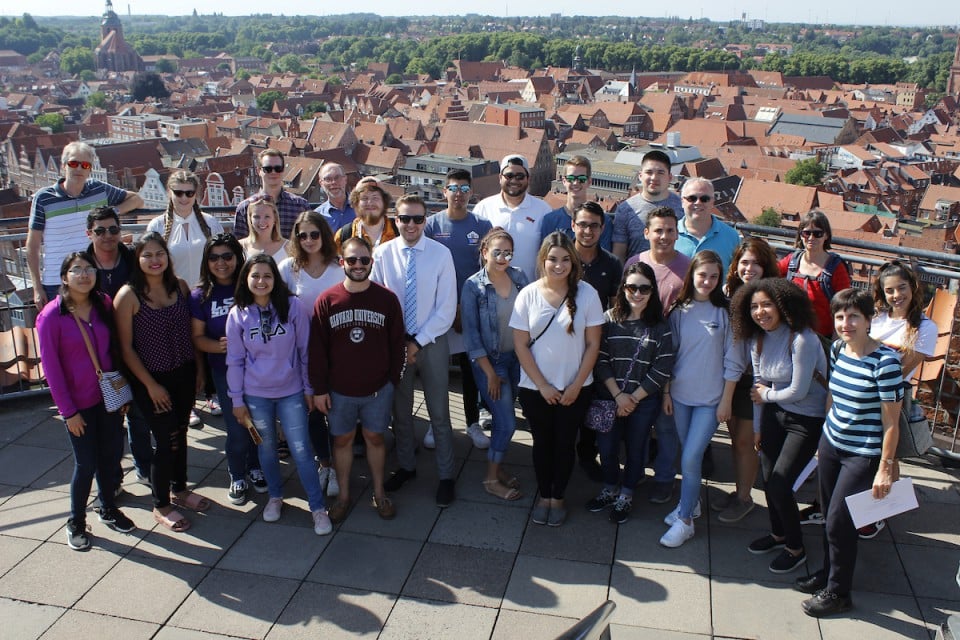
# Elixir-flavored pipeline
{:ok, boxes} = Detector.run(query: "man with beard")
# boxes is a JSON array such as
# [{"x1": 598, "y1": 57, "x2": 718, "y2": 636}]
[
  {"x1": 612, "y1": 150, "x2": 684, "y2": 263},
  {"x1": 314, "y1": 162, "x2": 356, "y2": 233},
  {"x1": 233, "y1": 149, "x2": 310, "y2": 239},
  {"x1": 473, "y1": 155, "x2": 552, "y2": 282},
  {"x1": 540, "y1": 155, "x2": 613, "y2": 252},
  {"x1": 309, "y1": 237, "x2": 405, "y2": 523},
  {"x1": 333, "y1": 179, "x2": 399, "y2": 252}
]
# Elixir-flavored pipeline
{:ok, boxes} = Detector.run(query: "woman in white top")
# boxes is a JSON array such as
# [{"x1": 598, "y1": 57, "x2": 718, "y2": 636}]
[
  {"x1": 870, "y1": 260, "x2": 937, "y2": 385},
  {"x1": 511, "y1": 232, "x2": 604, "y2": 527},
  {"x1": 279, "y1": 210, "x2": 344, "y2": 497},
  {"x1": 239, "y1": 195, "x2": 290, "y2": 264},
  {"x1": 146, "y1": 170, "x2": 224, "y2": 288}
]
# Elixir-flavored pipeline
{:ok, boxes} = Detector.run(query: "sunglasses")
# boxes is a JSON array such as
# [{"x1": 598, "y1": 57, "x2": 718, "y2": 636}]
[
  {"x1": 66, "y1": 160, "x2": 93, "y2": 170},
  {"x1": 297, "y1": 230, "x2": 322, "y2": 241},
  {"x1": 342, "y1": 256, "x2": 372, "y2": 266},
  {"x1": 565, "y1": 175, "x2": 589, "y2": 184},
  {"x1": 502, "y1": 172, "x2": 528, "y2": 181},
  {"x1": 446, "y1": 184, "x2": 471, "y2": 193},
  {"x1": 800, "y1": 229, "x2": 826, "y2": 239},
  {"x1": 624, "y1": 283, "x2": 654, "y2": 295},
  {"x1": 172, "y1": 189, "x2": 195, "y2": 198},
  {"x1": 92, "y1": 225, "x2": 120, "y2": 236},
  {"x1": 683, "y1": 194, "x2": 712, "y2": 203},
  {"x1": 261, "y1": 165, "x2": 284, "y2": 174},
  {"x1": 68, "y1": 266, "x2": 98, "y2": 276},
  {"x1": 490, "y1": 249, "x2": 513, "y2": 261},
  {"x1": 575, "y1": 221, "x2": 602, "y2": 230},
  {"x1": 208, "y1": 251, "x2": 235, "y2": 262},
  {"x1": 397, "y1": 215, "x2": 426, "y2": 225}
]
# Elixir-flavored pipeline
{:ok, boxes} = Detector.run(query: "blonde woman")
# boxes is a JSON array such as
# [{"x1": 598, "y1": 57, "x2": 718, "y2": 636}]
[{"x1": 240, "y1": 195, "x2": 290, "y2": 264}]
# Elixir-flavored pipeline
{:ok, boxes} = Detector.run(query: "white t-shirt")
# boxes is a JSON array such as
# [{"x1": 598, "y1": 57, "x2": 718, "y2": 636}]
[
  {"x1": 473, "y1": 193, "x2": 552, "y2": 282},
  {"x1": 278, "y1": 257, "x2": 345, "y2": 309},
  {"x1": 146, "y1": 211, "x2": 224, "y2": 288},
  {"x1": 870, "y1": 312, "x2": 938, "y2": 381},
  {"x1": 509, "y1": 281, "x2": 604, "y2": 390}
]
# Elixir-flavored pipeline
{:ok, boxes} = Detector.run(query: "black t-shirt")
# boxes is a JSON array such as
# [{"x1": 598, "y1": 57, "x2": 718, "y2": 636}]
[{"x1": 581, "y1": 249, "x2": 622, "y2": 311}]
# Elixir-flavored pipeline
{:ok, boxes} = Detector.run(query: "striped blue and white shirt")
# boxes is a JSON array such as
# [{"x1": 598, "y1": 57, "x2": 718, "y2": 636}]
[{"x1": 825, "y1": 343, "x2": 902, "y2": 456}]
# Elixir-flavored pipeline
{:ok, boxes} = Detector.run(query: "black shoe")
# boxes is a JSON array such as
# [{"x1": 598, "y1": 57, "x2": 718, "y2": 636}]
[
  {"x1": 802, "y1": 590, "x2": 852, "y2": 618},
  {"x1": 436, "y1": 479, "x2": 455, "y2": 507},
  {"x1": 609, "y1": 496, "x2": 632, "y2": 525},
  {"x1": 648, "y1": 481, "x2": 673, "y2": 504},
  {"x1": 799, "y1": 504, "x2": 824, "y2": 525},
  {"x1": 768, "y1": 548, "x2": 806, "y2": 574},
  {"x1": 748, "y1": 534, "x2": 786, "y2": 555},
  {"x1": 794, "y1": 570, "x2": 828, "y2": 594},
  {"x1": 579, "y1": 458, "x2": 604, "y2": 483},
  {"x1": 701, "y1": 444, "x2": 715, "y2": 479},
  {"x1": 586, "y1": 489, "x2": 618, "y2": 512},
  {"x1": 384, "y1": 468, "x2": 416, "y2": 492},
  {"x1": 96, "y1": 507, "x2": 136, "y2": 533},
  {"x1": 65, "y1": 518, "x2": 90, "y2": 550}
]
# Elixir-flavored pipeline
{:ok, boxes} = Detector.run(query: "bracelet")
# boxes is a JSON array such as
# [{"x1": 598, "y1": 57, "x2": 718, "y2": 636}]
[
  {"x1": 662, "y1": 391, "x2": 670, "y2": 396},
  {"x1": 615, "y1": 391, "x2": 624, "y2": 399},
  {"x1": 881, "y1": 458, "x2": 897, "y2": 465}
]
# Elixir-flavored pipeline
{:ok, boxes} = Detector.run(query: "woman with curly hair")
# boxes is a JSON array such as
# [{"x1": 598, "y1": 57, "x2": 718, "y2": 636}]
[
  {"x1": 730, "y1": 277, "x2": 828, "y2": 573},
  {"x1": 511, "y1": 232, "x2": 604, "y2": 527},
  {"x1": 716, "y1": 237, "x2": 781, "y2": 523}
]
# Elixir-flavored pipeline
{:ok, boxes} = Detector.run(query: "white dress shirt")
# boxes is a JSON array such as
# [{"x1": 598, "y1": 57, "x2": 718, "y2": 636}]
[{"x1": 146, "y1": 210, "x2": 224, "y2": 288}]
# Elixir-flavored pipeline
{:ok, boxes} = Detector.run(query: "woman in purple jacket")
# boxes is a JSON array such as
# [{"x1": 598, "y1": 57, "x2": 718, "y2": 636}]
[
  {"x1": 37, "y1": 252, "x2": 137, "y2": 550},
  {"x1": 226, "y1": 254, "x2": 331, "y2": 535}
]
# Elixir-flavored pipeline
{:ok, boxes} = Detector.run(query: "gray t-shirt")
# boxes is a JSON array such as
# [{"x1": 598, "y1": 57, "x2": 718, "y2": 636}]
[
  {"x1": 496, "y1": 286, "x2": 519, "y2": 354},
  {"x1": 613, "y1": 191, "x2": 685, "y2": 259}
]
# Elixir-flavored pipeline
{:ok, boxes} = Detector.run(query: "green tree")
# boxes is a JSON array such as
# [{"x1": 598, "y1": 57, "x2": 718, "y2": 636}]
[
  {"x1": 755, "y1": 207, "x2": 782, "y2": 228},
  {"x1": 256, "y1": 90, "x2": 284, "y2": 112},
  {"x1": 86, "y1": 91, "x2": 108, "y2": 108},
  {"x1": 235, "y1": 68, "x2": 251, "y2": 80},
  {"x1": 385, "y1": 73, "x2": 403, "y2": 84},
  {"x1": 785, "y1": 158, "x2": 826, "y2": 187},
  {"x1": 130, "y1": 73, "x2": 170, "y2": 101},
  {"x1": 60, "y1": 47, "x2": 95, "y2": 76},
  {"x1": 34, "y1": 113, "x2": 64, "y2": 133},
  {"x1": 154, "y1": 58, "x2": 177, "y2": 73},
  {"x1": 79, "y1": 69, "x2": 96, "y2": 82},
  {"x1": 277, "y1": 53, "x2": 306, "y2": 74}
]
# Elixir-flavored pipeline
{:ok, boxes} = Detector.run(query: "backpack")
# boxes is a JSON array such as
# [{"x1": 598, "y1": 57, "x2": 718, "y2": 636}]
[{"x1": 785, "y1": 250, "x2": 847, "y2": 302}]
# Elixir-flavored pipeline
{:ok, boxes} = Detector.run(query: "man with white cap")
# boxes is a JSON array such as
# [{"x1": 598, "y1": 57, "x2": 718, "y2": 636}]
[{"x1": 472, "y1": 155, "x2": 552, "y2": 282}]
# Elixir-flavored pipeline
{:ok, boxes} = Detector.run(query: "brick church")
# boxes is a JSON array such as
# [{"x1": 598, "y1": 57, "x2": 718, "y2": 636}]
[{"x1": 94, "y1": 0, "x2": 144, "y2": 73}]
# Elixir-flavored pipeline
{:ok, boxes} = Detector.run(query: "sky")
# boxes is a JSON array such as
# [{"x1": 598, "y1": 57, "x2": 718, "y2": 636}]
[{"x1": 9, "y1": 1, "x2": 960, "y2": 28}]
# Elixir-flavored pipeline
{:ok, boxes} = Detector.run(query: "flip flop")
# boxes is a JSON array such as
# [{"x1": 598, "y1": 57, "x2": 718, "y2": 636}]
[
  {"x1": 483, "y1": 480, "x2": 522, "y2": 501},
  {"x1": 497, "y1": 472, "x2": 521, "y2": 490},
  {"x1": 172, "y1": 491, "x2": 211, "y2": 512},
  {"x1": 154, "y1": 508, "x2": 191, "y2": 532}
]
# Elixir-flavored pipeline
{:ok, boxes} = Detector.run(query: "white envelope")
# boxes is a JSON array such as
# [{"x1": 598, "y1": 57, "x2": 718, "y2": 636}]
[{"x1": 844, "y1": 478, "x2": 919, "y2": 529}]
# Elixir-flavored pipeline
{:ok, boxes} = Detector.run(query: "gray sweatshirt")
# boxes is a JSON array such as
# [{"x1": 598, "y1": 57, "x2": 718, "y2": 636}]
[
  {"x1": 669, "y1": 300, "x2": 745, "y2": 406},
  {"x1": 751, "y1": 324, "x2": 829, "y2": 424}
]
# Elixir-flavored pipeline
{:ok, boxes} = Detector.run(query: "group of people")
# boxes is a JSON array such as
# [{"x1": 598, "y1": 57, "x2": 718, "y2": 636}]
[{"x1": 32, "y1": 143, "x2": 929, "y2": 620}]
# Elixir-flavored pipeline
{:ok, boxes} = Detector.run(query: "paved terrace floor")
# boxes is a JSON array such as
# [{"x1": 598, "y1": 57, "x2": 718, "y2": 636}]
[{"x1": 0, "y1": 387, "x2": 958, "y2": 640}]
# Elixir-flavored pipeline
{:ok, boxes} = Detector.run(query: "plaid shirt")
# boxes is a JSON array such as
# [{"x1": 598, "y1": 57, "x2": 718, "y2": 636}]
[{"x1": 233, "y1": 189, "x2": 310, "y2": 239}]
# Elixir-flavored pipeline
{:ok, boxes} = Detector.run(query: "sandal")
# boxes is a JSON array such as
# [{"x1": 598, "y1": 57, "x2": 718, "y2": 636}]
[
  {"x1": 153, "y1": 508, "x2": 190, "y2": 532},
  {"x1": 373, "y1": 495, "x2": 396, "y2": 520},
  {"x1": 172, "y1": 491, "x2": 211, "y2": 512},
  {"x1": 497, "y1": 472, "x2": 521, "y2": 490},
  {"x1": 483, "y1": 479, "x2": 522, "y2": 501}
]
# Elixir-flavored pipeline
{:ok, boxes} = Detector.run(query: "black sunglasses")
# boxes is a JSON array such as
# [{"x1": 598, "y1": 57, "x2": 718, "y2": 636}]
[
  {"x1": 502, "y1": 172, "x2": 527, "y2": 181},
  {"x1": 297, "y1": 231, "x2": 322, "y2": 241},
  {"x1": 208, "y1": 251, "x2": 235, "y2": 262},
  {"x1": 342, "y1": 256, "x2": 372, "y2": 266},
  {"x1": 800, "y1": 229, "x2": 826, "y2": 239},
  {"x1": 683, "y1": 195, "x2": 712, "y2": 203},
  {"x1": 397, "y1": 215, "x2": 426, "y2": 225},
  {"x1": 261, "y1": 165, "x2": 284, "y2": 174},
  {"x1": 92, "y1": 225, "x2": 120, "y2": 236},
  {"x1": 172, "y1": 189, "x2": 196, "y2": 198},
  {"x1": 624, "y1": 283, "x2": 654, "y2": 295}
]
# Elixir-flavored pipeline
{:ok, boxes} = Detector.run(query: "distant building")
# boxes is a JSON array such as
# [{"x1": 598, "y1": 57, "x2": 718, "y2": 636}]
[
  {"x1": 95, "y1": 0, "x2": 144, "y2": 73},
  {"x1": 397, "y1": 154, "x2": 500, "y2": 206},
  {"x1": 949, "y1": 36, "x2": 960, "y2": 97}
]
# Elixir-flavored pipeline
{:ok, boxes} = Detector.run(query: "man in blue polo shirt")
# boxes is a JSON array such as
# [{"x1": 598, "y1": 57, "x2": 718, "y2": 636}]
[
  {"x1": 675, "y1": 178, "x2": 740, "y2": 273},
  {"x1": 314, "y1": 162, "x2": 356, "y2": 234}
]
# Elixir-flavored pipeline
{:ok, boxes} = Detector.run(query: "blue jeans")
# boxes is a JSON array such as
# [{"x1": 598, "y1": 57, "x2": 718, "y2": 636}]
[
  {"x1": 67, "y1": 402, "x2": 124, "y2": 521},
  {"x1": 672, "y1": 401, "x2": 719, "y2": 520},
  {"x1": 246, "y1": 392, "x2": 325, "y2": 512},
  {"x1": 597, "y1": 394, "x2": 660, "y2": 495},
  {"x1": 471, "y1": 352, "x2": 520, "y2": 464},
  {"x1": 211, "y1": 368, "x2": 260, "y2": 483},
  {"x1": 650, "y1": 410, "x2": 680, "y2": 484}
]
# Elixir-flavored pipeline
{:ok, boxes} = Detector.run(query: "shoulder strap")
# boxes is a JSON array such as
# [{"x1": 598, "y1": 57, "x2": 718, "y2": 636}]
[
  {"x1": 72, "y1": 313, "x2": 103, "y2": 376},
  {"x1": 785, "y1": 250, "x2": 802, "y2": 280}
]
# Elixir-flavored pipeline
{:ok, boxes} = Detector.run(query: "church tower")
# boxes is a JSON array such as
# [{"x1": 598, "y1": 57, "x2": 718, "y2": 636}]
[
  {"x1": 95, "y1": 0, "x2": 144, "y2": 73},
  {"x1": 948, "y1": 35, "x2": 960, "y2": 97}
]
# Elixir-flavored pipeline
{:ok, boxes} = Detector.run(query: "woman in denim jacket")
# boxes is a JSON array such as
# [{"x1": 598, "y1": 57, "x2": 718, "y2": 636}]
[{"x1": 461, "y1": 228, "x2": 529, "y2": 500}]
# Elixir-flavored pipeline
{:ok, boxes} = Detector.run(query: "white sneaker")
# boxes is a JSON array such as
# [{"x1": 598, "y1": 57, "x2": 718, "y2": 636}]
[
  {"x1": 204, "y1": 398, "x2": 222, "y2": 416},
  {"x1": 326, "y1": 469, "x2": 340, "y2": 497},
  {"x1": 189, "y1": 411, "x2": 202, "y2": 427},
  {"x1": 660, "y1": 519, "x2": 695, "y2": 548},
  {"x1": 317, "y1": 466, "x2": 330, "y2": 492},
  {"x1": 312, "y1": 509, "x2": 333, "y2": 535},
  {"x1": 664, "y1": 501, "x2": 702, "y2": 526},
  {"x1": 478, "y1": 409, "x2": 493, "y2": 430},
  {"x1": 263, "y1": 497, "x2": 283, "y2": 522},
  {"x1": 423, "y1": 426, "x2": 436, "y2": 449},
  {"x1": 466, "y1": 423, "x2": 490, "y2": 449}
]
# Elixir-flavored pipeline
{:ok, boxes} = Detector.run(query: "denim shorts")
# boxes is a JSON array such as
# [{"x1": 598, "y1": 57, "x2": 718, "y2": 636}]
[{"x1": 328, "y1": 382, "x2": 394, "y2": 436}]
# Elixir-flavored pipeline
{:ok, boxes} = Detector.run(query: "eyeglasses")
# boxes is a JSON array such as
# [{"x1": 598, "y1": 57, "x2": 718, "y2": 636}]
[
  {"x1": 575, "y1": 221, "x2": 602, "y2": 230},
  {"x1": 172, "y1": 189, "x2": 196, "y2": 198},
  {"x1": 502, "y1": 172, "x2": 528, "y2": 181},
  {"x1": 624, "y1": 283, "x2": 654, "y2": 295},
  {"x1": 342, "y1": 256, "x2": 372, "y2": 266},
  {"x1": 490, "y1": 249, "x2": 513, "y2": 261},
  {"x1": 321, "y1": 174, "x2": 345, "y2": 182},
  {"x1": 800, "y1": 229, "x2": 826, "y2": 239},
  {"x1": 397, "y1": 215, "x2": 426, "y2": 225},
  {"x1": 92, "y1": 225, "x2": 120, "y2": 236},
  {"x1": 68, "y1": 266, "x2": 97, "y2": 276},
  {"x1": 564, "y1": 175, "x2": 589, "y2": 184},
  {"x1": 683, "y1": 194, "x2": 712, "y2": 203},
  {"x1": 297, "y1": 230, "x2": 322, "y2": 241},
  {"x1": 66, "y1": 160, "x2": 92, "y2": 170},
  {"x1": 261, "y1": 165, "x2": 284, "y2": 174},
  {"x1": 446, "y1": 184, "x2": 471, "y2": 193},
  {"x1": 208, "y1": 251, "x2": 235, "y2": 262}
]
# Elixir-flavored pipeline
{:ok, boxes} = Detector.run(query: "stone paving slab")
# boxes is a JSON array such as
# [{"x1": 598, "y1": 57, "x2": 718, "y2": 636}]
[
  {"x1": 216, "y1": 520, "x2": 328, "y2": 580},
  {"x1": 0, "y1": 542, "x2": 119, "y2": 608},
  {"x1": 429, "y1": 496, "x2": 530, "y2": 553},
  {"x1": 0, "y1": 533, "x2": 41, "y2": 576},
  {"x1": 267, "y1": 583, "x2": 395, "y2": 639},
  {"x1": 0, "y1": 488, "x2": 68, "y2": 541},
  {"x1": 711, "y1": 577, "x2": 822, "y2": 638},
  {"x1": 306, "y1": 531, "x2": 422, "y2": 594},
  {"x1": 128, "y1": 511, "x2": 250, "y2": 567},
  {"x1": 0, "y1": 444, "x2": 68, "y2": 487},
  {"x1": 489, "y1": 608, "x2": 576, "y2": 639},
  {"x1": 609, "y1": 564, "x2": 712, "y2": 635},
  {"x1": 379, "y1": 597, "x2": 498, "y2": 640},
  {"x1": 502, "y1": 554, "x2": 610, "y2": 619},
  {"x1": 0, "y1": 596, "x2": 65, "y2": 639},
  {"x1": 817, "y1": 590, "x2": 928, "y2": 640},
  {"x1": 402, "y1": 541, "x2": 514, "y2": 607},
  {"x1": 38, "y1": 608, "x2": 159, "y2": 639}
]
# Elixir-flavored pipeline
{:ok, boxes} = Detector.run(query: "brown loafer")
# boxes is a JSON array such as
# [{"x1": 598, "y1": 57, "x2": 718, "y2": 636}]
[
  {"x1": 327, "y1": 500, "x2": 349, "y2": 524},
  {"x1": 373, "y1": 496, "x2": 396, "y2": 520}
]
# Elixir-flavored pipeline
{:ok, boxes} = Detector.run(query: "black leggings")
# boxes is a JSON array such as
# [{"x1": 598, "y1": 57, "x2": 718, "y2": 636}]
[
  {"x1": 457, "y1": 353, "x2": 480, "y2": 426},
  {"x1": 519, "y1": 387, "x2": 593, "y2": 500}
]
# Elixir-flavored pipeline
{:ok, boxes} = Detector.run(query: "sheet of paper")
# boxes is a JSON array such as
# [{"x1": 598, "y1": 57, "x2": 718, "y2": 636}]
[
  {"x1": 792, "y1": 456, "x2": 818, "y2": 492},
  {"x1": 844, "y1": 478, "x2": 919, "y2": 529}
]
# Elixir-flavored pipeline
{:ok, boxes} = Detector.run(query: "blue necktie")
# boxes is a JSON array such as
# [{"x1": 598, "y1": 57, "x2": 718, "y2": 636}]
[{"x1": 403, "y1": 247, "x2": 418, "y2": 335}]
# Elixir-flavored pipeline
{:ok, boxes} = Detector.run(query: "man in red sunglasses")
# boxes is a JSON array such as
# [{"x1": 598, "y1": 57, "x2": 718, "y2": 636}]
[{"x1": 27, "y1": 141, "x2": 143, "y2": 308}]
